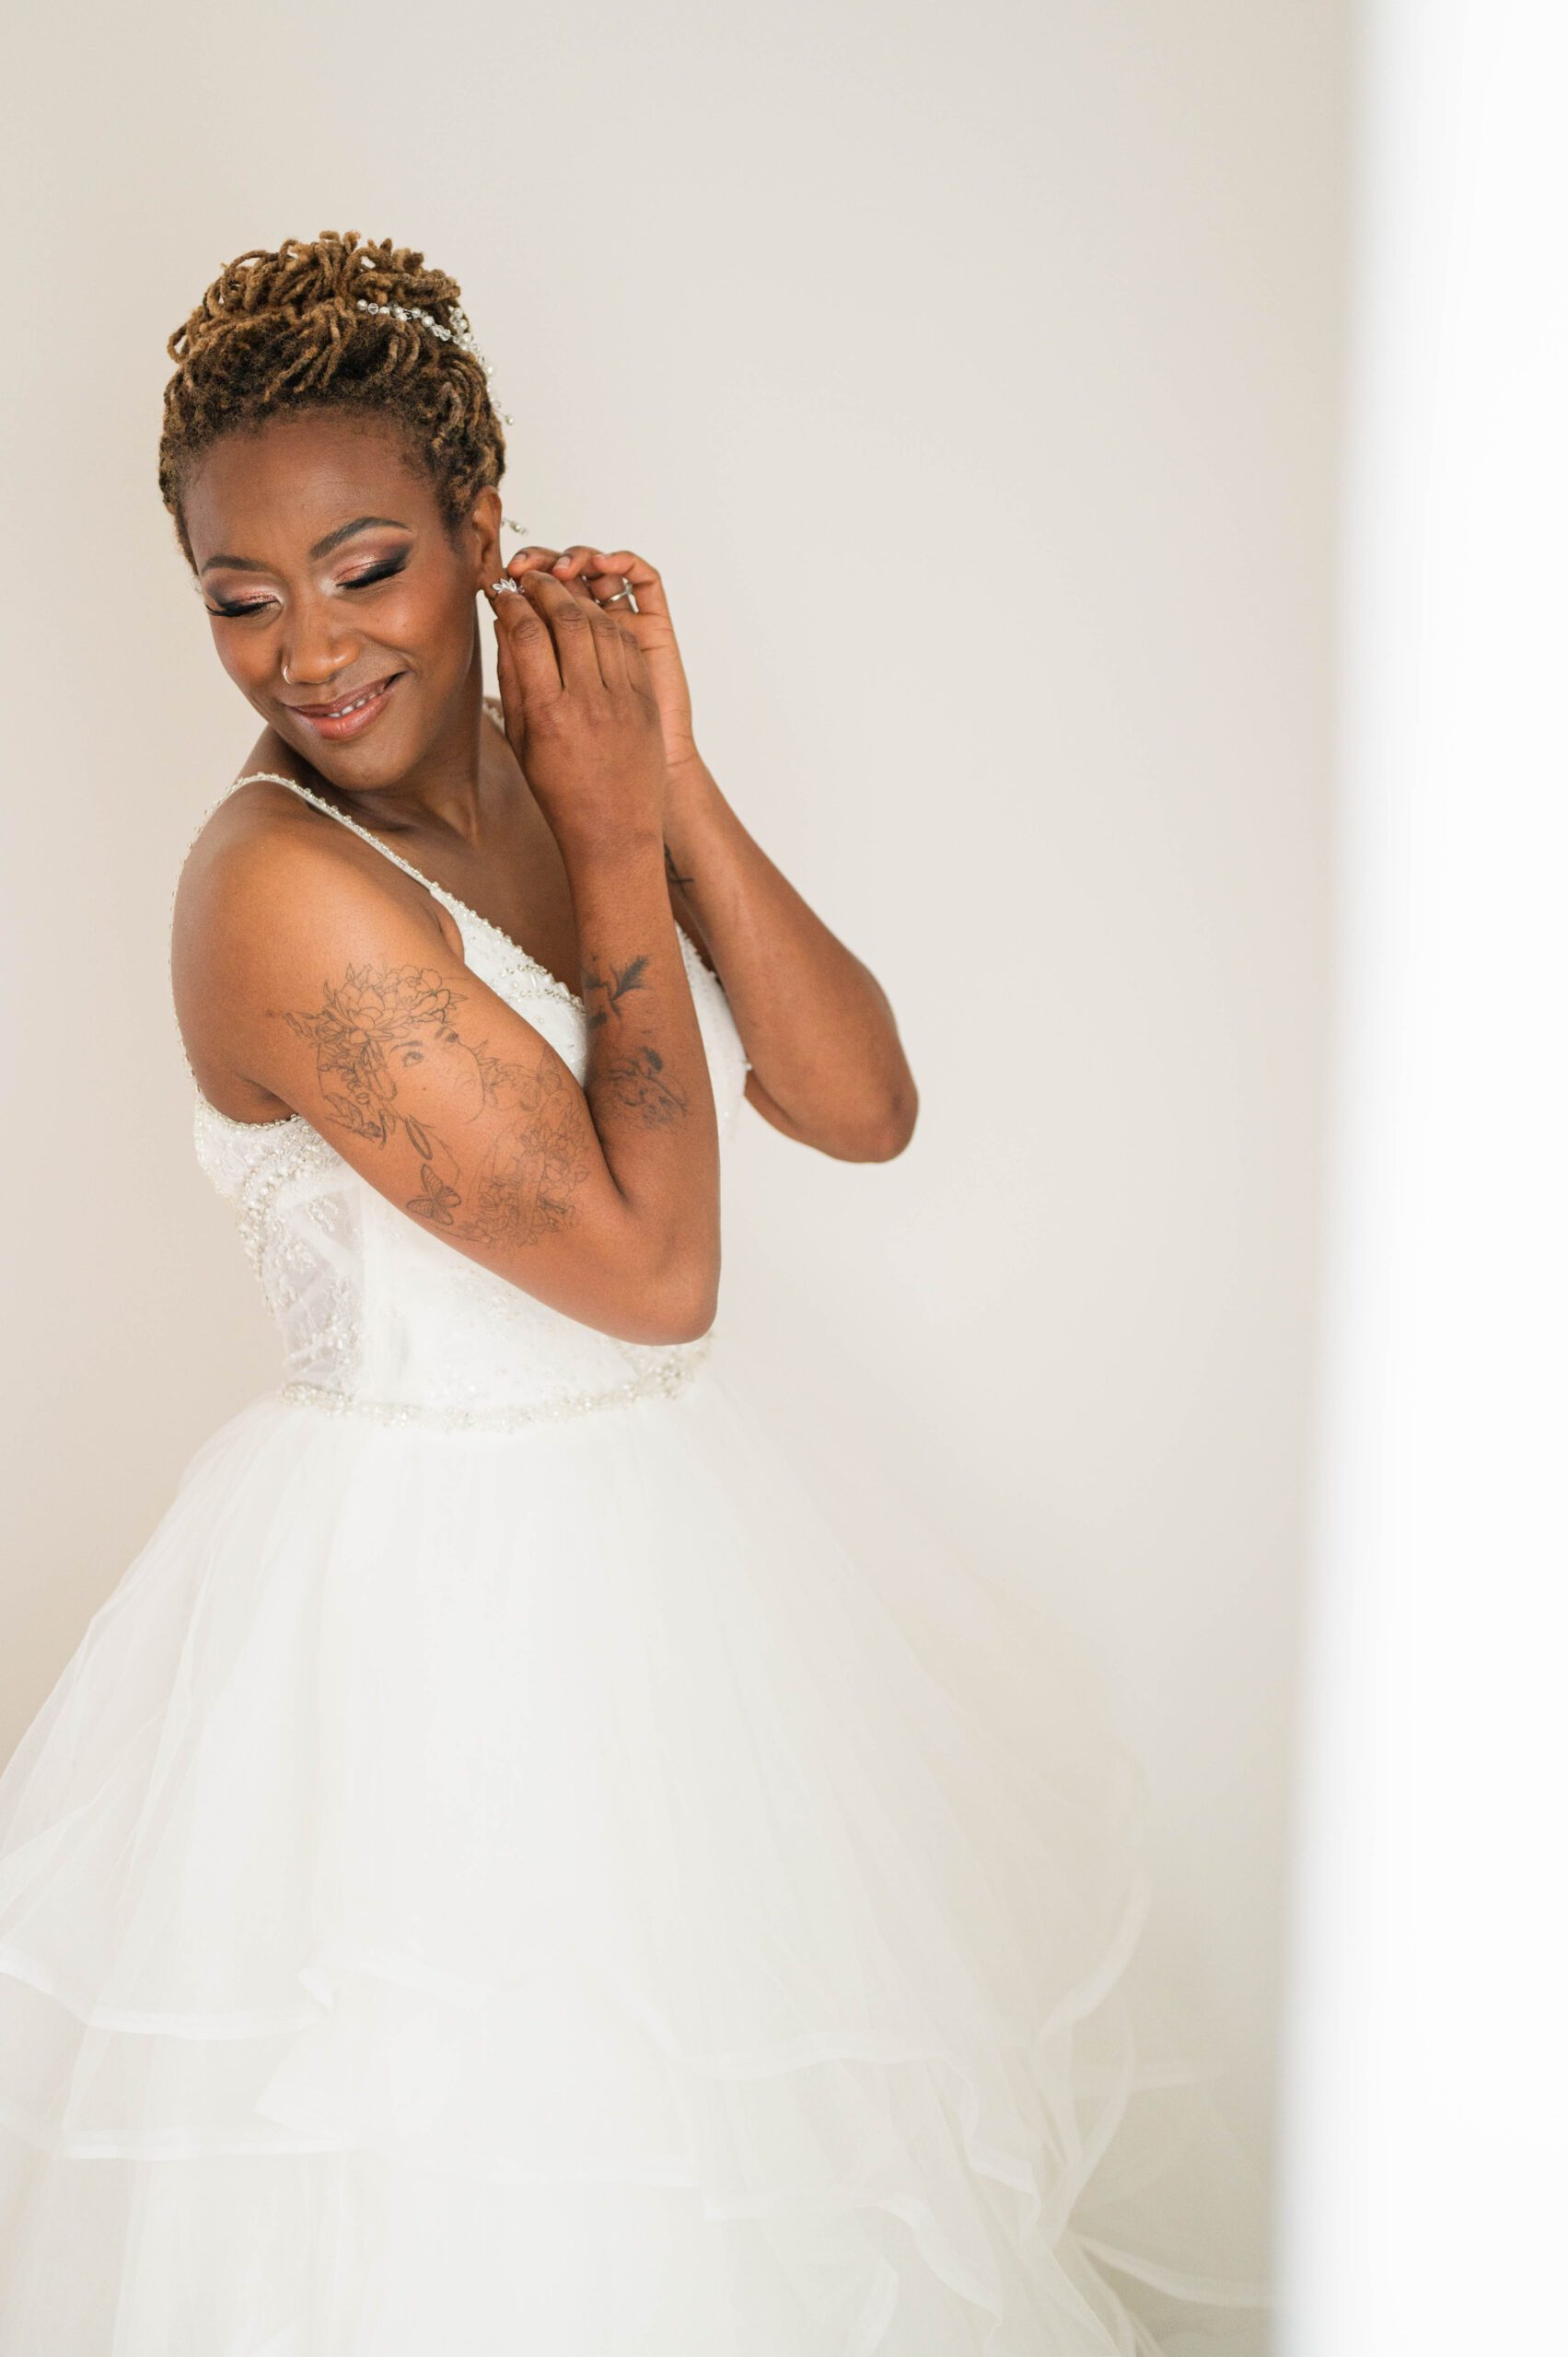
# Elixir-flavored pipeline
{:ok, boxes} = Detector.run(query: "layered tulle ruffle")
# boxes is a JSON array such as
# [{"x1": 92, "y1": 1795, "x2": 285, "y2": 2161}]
[{"x1": 0, "y1": 1370, "x2": 1269, "y2": 2353}]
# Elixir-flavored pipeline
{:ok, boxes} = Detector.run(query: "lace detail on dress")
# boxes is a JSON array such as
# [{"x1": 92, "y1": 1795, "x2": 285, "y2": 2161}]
[{"x1": 181, "y1": 702, "x2": 749, "y2": 1428}]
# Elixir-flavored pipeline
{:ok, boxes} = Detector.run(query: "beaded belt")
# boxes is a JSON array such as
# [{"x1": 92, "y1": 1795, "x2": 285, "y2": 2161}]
[{"x1": 276, "y1": 1336, "x2": 711, "y2": 1433}]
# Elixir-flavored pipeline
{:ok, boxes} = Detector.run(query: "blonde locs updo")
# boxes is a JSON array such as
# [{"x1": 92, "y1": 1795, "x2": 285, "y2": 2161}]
[{"x1": 157, "y1": 229, "x2": 508, "y2": 569}]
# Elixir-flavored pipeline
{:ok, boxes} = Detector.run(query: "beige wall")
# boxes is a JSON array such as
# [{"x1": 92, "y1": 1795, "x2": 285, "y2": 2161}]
[{"x1": 0, "y1": 0, "x2": 1349, "y2": 2173}]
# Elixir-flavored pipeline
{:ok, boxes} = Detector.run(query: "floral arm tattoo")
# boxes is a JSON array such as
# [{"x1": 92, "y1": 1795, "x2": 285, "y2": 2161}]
[{"x1": 279, "y1": 961, "x2": 590, "y2": 1245}]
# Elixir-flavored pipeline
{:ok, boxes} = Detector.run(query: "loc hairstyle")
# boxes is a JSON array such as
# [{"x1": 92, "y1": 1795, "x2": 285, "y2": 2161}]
[{"x1": 157, "y1": 229, "x2": 507, "y2": 568}]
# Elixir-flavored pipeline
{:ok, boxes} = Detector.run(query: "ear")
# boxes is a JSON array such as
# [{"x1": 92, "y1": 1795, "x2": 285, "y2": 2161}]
[{"x1": 462, "y1": 483, "x2": 505, "y2": 587}]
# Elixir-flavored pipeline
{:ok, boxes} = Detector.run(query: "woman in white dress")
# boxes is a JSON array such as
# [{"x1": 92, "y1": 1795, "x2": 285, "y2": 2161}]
[{"x1": 0, "y1": 230, "x2": 1270, "y2": 2352}]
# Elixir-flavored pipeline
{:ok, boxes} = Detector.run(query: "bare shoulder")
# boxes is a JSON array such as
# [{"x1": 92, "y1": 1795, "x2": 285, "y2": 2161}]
[
  {"x1": 173, "y1": 778, "x2": 461, "y2": 1122},
  {"x1": 175, "y1": 774, "x2": 460, "y2": 951}
]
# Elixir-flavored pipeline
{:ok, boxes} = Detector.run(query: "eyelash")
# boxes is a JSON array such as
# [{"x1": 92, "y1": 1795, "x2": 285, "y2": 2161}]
[{"x1": 207, "y1": 556, "x2": 409, "y2": 620}]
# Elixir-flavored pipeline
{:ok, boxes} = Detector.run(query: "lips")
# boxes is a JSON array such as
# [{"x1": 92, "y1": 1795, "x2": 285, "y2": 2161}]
[
  {"x1": 289, "y1": 672, "x2": 401, "y2": 719},
  {"x1": 287, "y1": 672, "x2": 403, "y2": 741}
]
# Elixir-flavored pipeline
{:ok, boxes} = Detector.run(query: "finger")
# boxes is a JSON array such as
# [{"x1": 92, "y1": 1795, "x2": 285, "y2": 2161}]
[
  {"x1": 578, "y1": 549, "x2": 670, "y2": 622},
  {"x1": 506, "y1": 547, "x2": 597, "y2": 610},
  {"x1": 482, "y1": 575, "x2": 565, "y2": 700},
  {"x1": 547, "y1": 544, "x2": 602, "y2": 582},
  {"x1": 543, "y1": 547, "x2": 628, "y2": 668},
  {"x1": 589, "y1": 577, "x2": 641, "y2": 633},
  {"x1": 543, "y1": 544, "x2": 612, "y2": 616},
  {"x1": 514, "y1": 567, "x2": 609, "y2": 692},
  {"x1": 512, "y1": 558, "x2": 632, "y2": 685},
  {"x1": 586, "y1": 586, "x2": 650, "y2": 669},
  {"x1": 585, "y1": 593, "x2": 635, "y2": 690},
  {"x1": 590, "y1": 596, "x2": 633, "y2": 690},
  {"x1": 492, "y1": 609, "x2": 523, "y2": 734},
  {"x1": 553, "y1": 544, "x2": 653, "y2": 629}
]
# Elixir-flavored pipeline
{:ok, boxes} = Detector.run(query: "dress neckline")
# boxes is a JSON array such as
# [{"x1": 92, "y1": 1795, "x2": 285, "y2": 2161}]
[{"x1": 230, "y1": 697, "x2": 586, "y2": 1017}]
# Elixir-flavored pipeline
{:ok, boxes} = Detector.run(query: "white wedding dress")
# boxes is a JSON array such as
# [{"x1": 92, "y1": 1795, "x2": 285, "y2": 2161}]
[{"x1": 0, "y1": 707, "x2": 1271, "y2": 2354}]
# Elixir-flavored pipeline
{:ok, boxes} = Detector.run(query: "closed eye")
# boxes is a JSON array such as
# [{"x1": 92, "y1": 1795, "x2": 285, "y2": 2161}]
[
  {"x1": 341, "y1": 557, "x2": 409, "y2": 592},
  {"x1": 205, "y1": 554, "x2": 410, "y2": 620}
]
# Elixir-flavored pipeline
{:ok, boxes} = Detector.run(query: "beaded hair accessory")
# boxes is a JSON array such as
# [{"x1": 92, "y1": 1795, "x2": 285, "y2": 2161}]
[
  {"x1": 354, "y1": 296, "x2": 525, "y2": 535},
  {"x1": 353, "y1": 296, "x2": 515, "y2": 428}
]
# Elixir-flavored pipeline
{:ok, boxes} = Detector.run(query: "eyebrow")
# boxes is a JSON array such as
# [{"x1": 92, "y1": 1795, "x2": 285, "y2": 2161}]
[{"x1": 199, "y1": 516, "x2": 411, "y2": 576}]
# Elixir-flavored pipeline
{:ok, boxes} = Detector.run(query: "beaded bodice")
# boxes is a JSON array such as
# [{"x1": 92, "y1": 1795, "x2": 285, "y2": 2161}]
[{"x1": 186, "y1": 705, "x2": 749, "y2": 1431}]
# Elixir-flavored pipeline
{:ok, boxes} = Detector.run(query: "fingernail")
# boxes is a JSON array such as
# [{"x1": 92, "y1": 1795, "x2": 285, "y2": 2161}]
[{"x1": 552, "y1": 556, "x2": 572, "y2": 573}]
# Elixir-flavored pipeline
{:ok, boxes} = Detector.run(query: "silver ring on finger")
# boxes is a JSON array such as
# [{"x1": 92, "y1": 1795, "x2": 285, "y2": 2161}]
[{"x1": 600, "y1": 579, "x2": 639, "y2": 612}]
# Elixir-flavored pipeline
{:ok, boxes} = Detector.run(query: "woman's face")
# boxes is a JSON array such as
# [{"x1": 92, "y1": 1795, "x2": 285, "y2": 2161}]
[
  {"x1": 385, "y1": 1022, "x2": 489, "y2": 1129},
  {"x1": 181, "y1": 410, "x2": 501, "y2": 789}
]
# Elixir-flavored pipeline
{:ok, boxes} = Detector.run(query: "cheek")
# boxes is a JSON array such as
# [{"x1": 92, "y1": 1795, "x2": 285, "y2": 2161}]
[
  {"x1": 379, "y1": 571, "x2": 466, "y2": 656},
  {"x1": 209, "y1": 622, "x2": 269, "y2": 686}
]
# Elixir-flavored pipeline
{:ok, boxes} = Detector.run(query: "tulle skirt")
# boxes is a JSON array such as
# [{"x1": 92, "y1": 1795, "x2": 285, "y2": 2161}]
[{"x1": 0, "y1": 1353, "x2": 1270, "y2": 2353}]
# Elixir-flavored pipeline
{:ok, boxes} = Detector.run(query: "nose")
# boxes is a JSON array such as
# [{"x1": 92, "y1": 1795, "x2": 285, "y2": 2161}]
[{"x1": 281, "y1": 598, "x2": 360, "y2": 691}]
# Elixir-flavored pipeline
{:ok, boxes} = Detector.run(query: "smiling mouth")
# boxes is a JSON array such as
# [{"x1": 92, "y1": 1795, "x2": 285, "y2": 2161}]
[{"x1": 288, "y1": 673, "x2": 402, "y2": 719}]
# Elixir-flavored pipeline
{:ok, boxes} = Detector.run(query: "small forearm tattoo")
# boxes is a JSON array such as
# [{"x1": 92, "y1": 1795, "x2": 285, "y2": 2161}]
[
  {"x1": 582, "y1": 953, "x2": 651, "y2": 1032},
  {"x1": 605, "y1": 1043, "x2": 690, "y2": 1127},
  {"x1": 664, "y1": 843, "x2": 695, "y2": 891},
  {"x1": 577, "y1": 943, "x2": 691, "y2": 1128},
  {"x1": 278, "y1": 959, "x2": 589, "y2": 1245}
]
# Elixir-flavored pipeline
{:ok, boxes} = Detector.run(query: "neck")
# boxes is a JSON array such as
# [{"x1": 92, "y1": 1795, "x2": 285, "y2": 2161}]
[{"x1": 249, "y1": 647, "x2": 512, "y2": 847}]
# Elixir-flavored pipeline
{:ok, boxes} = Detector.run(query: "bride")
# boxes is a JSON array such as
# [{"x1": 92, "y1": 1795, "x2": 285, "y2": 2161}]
[{"x1": 0, "y1": 231, "x2": 1269, "y2": 2353}]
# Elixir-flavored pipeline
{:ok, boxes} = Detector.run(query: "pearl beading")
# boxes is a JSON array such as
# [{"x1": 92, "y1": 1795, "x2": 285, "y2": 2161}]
[
  {"x1": 275, "y1": 1333, "x2": 712, "y2": 1433},
  {"x1": 216, "y1": 1111, "x2": 361, "y2": 1380}
]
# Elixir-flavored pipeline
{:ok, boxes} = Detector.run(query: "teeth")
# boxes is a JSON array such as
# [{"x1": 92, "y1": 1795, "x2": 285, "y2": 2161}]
[{"x1": 320, "y1": 683, "x2": 387, "y2": 718}]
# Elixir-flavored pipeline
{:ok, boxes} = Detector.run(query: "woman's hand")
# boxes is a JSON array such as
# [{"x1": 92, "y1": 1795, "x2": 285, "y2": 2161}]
[
  {"x1": 482, "y1": 566, "x2": 668, "y2": 856},
  {"x1": 505, "y1": 543, "x2": 698, "y2": 772}
]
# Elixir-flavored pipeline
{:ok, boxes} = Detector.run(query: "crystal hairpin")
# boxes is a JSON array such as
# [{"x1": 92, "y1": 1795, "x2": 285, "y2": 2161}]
[{"x1": 354, "y1": 296, "x2": 516, "y2": 426}]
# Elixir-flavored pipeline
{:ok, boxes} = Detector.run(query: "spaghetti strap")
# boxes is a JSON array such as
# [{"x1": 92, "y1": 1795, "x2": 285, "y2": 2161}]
[
  {"x1": 231, "y1": 697, "x2": 509, "y2": 905},
  {"x1": 229, "y1": 770, "x2": 467, "y2": 911}
]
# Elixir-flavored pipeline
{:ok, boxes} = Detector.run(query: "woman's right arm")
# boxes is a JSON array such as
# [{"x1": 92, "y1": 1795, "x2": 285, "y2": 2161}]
[{"x1": 185, "y1": 574, "x2": 721, "y2": 1347}]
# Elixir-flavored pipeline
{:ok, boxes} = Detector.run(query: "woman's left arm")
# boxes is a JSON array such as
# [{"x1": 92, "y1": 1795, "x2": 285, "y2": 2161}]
[
  {"x1": 658, "y1": 744, "x2": 918, "y2": 1161},
  {"x1": 525, "y1": 542, "x2": 919, "y2": 1164}
]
